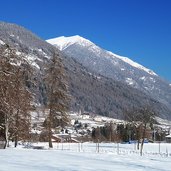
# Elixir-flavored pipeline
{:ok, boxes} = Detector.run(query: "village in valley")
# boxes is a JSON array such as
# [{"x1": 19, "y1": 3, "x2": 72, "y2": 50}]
[{"x1": 29, "y1": 109, "x2": 171, "y2": 146}]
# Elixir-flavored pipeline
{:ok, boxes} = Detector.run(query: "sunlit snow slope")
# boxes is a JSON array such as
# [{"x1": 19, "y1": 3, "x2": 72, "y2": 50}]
[{"x1": 47, "y1": 35, "x2": 171, "y2": 114}]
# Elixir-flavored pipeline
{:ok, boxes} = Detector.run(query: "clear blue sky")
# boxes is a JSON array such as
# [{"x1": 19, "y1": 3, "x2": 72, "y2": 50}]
[{"x1": 0, "y1": 0, "x2": 171, "y2": 82}]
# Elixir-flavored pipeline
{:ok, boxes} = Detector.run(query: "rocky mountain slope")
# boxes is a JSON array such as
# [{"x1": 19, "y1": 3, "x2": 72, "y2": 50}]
[
  {"x1": 0, "y1": 22, "x2": 171, "y2": 119},
  {"x1": 47, "y1": 36, "x2": 171, "y2": 111}
]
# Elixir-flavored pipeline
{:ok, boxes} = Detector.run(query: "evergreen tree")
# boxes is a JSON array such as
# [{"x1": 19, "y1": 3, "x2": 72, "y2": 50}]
[{"x1": 44, "y1": 52, "x2": 70, "y2": 148}]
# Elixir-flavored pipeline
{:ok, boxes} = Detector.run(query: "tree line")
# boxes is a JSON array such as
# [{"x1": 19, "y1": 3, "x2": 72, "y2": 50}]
[{"x1": 92, "y1": 107, "x2": 158, "y2": 156}]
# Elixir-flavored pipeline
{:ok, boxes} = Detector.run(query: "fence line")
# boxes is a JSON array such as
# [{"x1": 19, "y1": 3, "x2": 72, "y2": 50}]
[{"x1": 49, "y1": 142, "x2": 171, "y2": 158}]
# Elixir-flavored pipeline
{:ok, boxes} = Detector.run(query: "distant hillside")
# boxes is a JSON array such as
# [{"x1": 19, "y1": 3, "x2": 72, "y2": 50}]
[{"x1": 63, "y1": 55, "x2": 170, "y2": 119}]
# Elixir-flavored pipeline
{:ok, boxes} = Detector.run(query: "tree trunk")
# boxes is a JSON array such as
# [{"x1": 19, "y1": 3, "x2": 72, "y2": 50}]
[
  {"x1": 140, "y1": 124, "x2": 146, "y2": 156},
  {"x1": 14, "y1": 136, "x2": 18, "y2": 148},
  {"x1": 48, "y1": 129, "x2": 53, "y2": 148},
  {"x1": 14, "y1": 110, "x2": 19, "y2": 148},
  {"x1": 4, "y1": 118, "x2": 9, "y2": 149},
  {"x1": 48, "y1": 109, "x2": 53, "y2": 148},
  {"x1": 137, "y1": 139, "x2": 140, "y2": 150},
  {"x1": 137, "y1": 127, "x2": 140, "y2": 150}
]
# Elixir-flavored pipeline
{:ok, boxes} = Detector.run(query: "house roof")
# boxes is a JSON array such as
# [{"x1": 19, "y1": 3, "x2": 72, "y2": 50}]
[{"x1": 166, "y1": 134, "x2": 171, "y2": 138}]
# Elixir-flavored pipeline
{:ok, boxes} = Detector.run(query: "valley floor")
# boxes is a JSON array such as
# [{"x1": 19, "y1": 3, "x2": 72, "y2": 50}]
[{"x1": 0, "y1": 143, "x2": 171, "y2": 171}]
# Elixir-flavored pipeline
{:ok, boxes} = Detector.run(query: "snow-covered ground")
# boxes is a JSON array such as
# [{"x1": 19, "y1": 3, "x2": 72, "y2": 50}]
[{"x1": 0, "y1": 142, "x2": 171, "y2": 171}]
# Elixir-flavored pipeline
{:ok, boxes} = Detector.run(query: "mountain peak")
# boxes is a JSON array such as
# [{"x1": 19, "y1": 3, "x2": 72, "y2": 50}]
[
  {"x1": 47, "y1": 35, "x2": 93, "y2": 51},
  {"x1": 47, "y1": 35, "x2": 157, "y2": 76}
]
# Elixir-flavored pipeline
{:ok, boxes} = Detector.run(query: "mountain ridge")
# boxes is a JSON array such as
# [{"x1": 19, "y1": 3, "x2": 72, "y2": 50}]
[
  {"x1": 47, "y1": 35, "x2": 171, "y2": 112},
  {"x1": 47, "y1": 35, "x2": 157, "y2": 76}
]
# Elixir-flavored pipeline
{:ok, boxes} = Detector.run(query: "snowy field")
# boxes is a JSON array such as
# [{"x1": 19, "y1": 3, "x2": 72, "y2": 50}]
[{"x1": 0, "y1": 142, "x2": 171, "y2": 171}]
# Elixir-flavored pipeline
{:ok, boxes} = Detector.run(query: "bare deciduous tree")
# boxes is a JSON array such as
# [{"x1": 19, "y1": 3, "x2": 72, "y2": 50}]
[
  {"x1": 0, "y1": 44, "x2": 33, "y2": 148},
  {"x1": 125, "y1": 106, "x2": 156, "y2": 156}
]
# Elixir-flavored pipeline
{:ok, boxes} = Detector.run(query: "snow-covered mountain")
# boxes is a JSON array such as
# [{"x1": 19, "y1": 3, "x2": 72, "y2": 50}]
[
  {"x1": 47, "y1": 35, "x2": 94, "y2": 51},
  {"x1": 1, "y1": 22, "x2": 171, "y2": 120},
  {"x1": 47, "y1": 35, "x2": 171, "y2": 112},
  {"x1": 47, "y1": 35, "x2": 156, "y2": 76}
]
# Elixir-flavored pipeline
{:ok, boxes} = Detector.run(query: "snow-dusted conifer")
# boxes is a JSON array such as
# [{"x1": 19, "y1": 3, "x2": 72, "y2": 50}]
[{"x1": 43, "y1": 52, "x2": 70, "y2": 148}]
